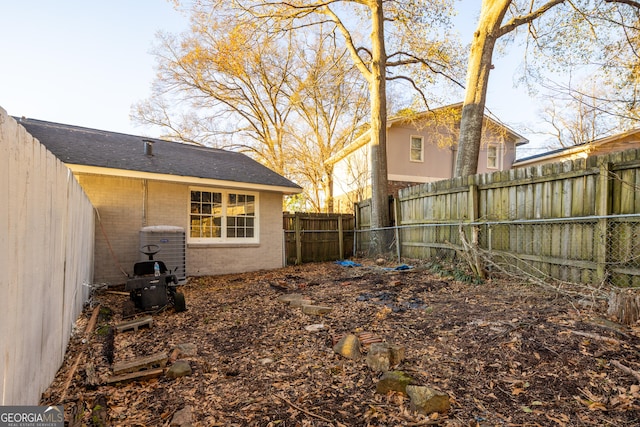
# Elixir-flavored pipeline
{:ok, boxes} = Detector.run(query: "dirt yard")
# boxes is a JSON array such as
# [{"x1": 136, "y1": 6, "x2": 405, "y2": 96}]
[{"x1": 42, "y1": 259, "x2": 640, "y2": 426}]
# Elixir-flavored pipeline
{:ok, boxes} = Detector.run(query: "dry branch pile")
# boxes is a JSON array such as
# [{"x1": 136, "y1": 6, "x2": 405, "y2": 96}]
[{"x1": 42, "y1": 260, "x2": 640, "y2": 426}]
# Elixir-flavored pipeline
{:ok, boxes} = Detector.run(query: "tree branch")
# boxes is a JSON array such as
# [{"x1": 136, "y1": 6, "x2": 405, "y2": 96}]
[
  {"x1": 386, "y1": 51, "x2": 465, "y2": 88},
  {"x1": 605, "y1": 0, "x2": 640, "y2": 8},
  {"x1": 497, "y1": 0, "x2": 566, "y2": 37}
]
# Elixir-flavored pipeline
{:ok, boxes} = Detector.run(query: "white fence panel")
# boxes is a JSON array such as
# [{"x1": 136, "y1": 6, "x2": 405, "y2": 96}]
[{"x1": 0, "y1": 108, "x2": 94, "y2": 405}]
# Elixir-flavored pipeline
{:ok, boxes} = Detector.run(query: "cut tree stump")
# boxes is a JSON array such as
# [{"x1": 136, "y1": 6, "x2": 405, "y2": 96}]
[
  {"x1": 115, "y1": 316, "x2": 153, "y2": 333},
  {"x1": 607, "y1": 290, "x2": 640, "y2": 325},
  {"x1": 112, "y1": 352, "x2": 168, "y2": 375}
]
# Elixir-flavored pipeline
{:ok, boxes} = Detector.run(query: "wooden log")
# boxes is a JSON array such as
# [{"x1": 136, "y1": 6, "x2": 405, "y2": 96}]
[
  {"x1": 84, "y1": 362, "x2": 100, "y2": 387},
  {"x1": 112, "y1": 352, "x2": 168, "y2": 375},
  {"x1": 106, "y1": 368, "x2": 164, "y2": 385},
  {"x1": 611, "y1": 360, "x2": 640, "y2": 382}
]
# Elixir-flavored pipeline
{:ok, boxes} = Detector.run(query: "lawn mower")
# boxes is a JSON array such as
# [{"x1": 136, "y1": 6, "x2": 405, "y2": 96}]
[{"x1": 124, "y1": 244, "x2": 186, "y2": 315}]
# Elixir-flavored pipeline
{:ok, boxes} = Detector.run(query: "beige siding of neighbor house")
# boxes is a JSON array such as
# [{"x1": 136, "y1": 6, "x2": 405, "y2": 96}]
[
  {"x1": 387, "y1": 124, "x2": 456, "y2": 182},
  {"x1": 76, "y1": 174, "x2": 285, "y2": 284}
]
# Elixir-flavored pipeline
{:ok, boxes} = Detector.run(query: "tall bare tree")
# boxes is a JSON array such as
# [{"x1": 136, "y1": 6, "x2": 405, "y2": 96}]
[
  {"x1": 455, "y1": 0, "x2": 640, "y2": 177},
  {"x1": 454, "y1": 0, "x2": 566, "y2": 177},
  {"x1": 286, "y1": 28, "x2": 369, "y2": 212},
  {"x1": 133, "y1": 19, "x2": 297, "y2": 175},
  {"x1": 133, "y1": 9, "x2": 370, "y2": 211},
  {"x1": 534, "y1": 78, "x2": 622, "y2": 148},
  {"x1": 218, "y1": 0, "x2": 460, "y2": 253}
]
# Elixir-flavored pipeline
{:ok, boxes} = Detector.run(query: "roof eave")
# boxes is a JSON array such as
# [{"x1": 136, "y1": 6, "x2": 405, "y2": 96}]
[{"x1": 68, "y1": 164, "x2": 303, "y2": 194}]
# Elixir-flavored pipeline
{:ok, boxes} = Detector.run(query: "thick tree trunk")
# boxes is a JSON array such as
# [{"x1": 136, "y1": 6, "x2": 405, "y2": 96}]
[
  {"x1": 454, "y1": 0, "x2": 509, "y2": 177},
  {"x1": 369, "y1": 0, "x2": 390, "y2": 233}
]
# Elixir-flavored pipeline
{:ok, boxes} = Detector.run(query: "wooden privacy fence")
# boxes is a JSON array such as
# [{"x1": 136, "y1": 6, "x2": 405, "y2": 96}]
[
  {"x1": 283, "y1": 212, "x2": 355, "y2": 265},
  {"x1": 356, "y1": 147, "x2": 640, "y2": 287},
  {"x1": 1, "y1": 110, "x2": 95, "y2": 404}
]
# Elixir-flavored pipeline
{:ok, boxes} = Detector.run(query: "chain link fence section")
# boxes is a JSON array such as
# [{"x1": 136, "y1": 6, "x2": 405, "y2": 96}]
[{"x1": 355, "y1": 214, "x2": 640, "y2": 288}]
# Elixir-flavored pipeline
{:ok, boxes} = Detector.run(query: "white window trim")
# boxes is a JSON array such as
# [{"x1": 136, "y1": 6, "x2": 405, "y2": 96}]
[
  {"x1": 487, "y1": 144, "x2": 500, "y2": 169},
  {"x1": 410, "y1": 135, "x2": 424, "y2": 162},
  {"x1": 188, "y1": 187, "x2": 259, "y2": 244}
]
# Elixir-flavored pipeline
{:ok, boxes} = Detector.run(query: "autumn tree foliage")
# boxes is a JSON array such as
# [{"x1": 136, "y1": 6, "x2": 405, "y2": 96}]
[
  {"x1": 132, "y1": 13, "x2": 370, "y2": 211},
  {"x1": 160, "y1": 0, "x2": 461, "y2": 239}
]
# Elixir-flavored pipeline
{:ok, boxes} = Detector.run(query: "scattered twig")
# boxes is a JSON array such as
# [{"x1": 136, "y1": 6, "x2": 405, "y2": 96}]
[
  {"x1": 405, "y1": 419, "x2": 442, "y2": 426},
  {"x1": 272, "y1": 393, "x2": 333, "y2": 424},
  {"x1": 610, "y1": 360, "x2": 640, "y2": 382},
  {"x1": 571, "y1": 330, "x2": 622, "y2": 345}
]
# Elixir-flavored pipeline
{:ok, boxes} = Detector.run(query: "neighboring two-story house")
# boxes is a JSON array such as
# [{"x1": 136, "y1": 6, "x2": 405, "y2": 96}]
[{"x1": 326, "y1": 103, "x2": 528, "y2": 212}]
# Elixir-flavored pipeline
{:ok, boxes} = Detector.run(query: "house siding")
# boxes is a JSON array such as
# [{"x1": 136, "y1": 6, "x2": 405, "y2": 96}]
[
  {"x1": 76, "y1": 174, "x2": 285, "y2": 284},
  {"x1": 387, "y1": 124, "x2": 456, "y2": 180}
]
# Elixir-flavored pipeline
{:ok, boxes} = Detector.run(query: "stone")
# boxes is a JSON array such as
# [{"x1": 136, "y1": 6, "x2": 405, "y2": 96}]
[
  {"x1": 366, "y1": 343, "x2": 405, "y2": 372},
  {"x1": 304, "y1": 324, "x2": 326, "y2": 332},
  {"x1": 166, "y1": 360, "x2": 192, "y2": 379},
  {"x1": 366, "y1": 343, "x2": 391, "y2": 372},
  {"x1": 388, "y1": 344, "x2": 405, "y2": 366},
  {"x1": 258, "y1": 357, "x2": 274, "y2": 365},
  {"x1": 277, "y1": 293, "x2": 304, "y2": 303},
  {"x1": 170, "y1": 405, "x2": 193, "y2": 426},
  {"x1": 169, "y1": 343, "x2": 197, "y2": 362},
  {"x1": 302, "y1": 305, "x2": 332, "y2": 315},
  {"x1": 290, "y1": 298, "x2": 313, "y2": 308},
  {"x1": 375, "y1": 370, "x2": 414, "y2": 395},
  {"x1": 333, "y1": 334, "x2": 362, "y2": 360},
  {"x1": 406, "y1": 385, "x2": 451, "y2": 415}
]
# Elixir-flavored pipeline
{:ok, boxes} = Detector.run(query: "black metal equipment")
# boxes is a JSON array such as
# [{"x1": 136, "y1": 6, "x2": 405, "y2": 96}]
[{"x1": 124, "y1": 244, "x2": 186, "y2": 313}]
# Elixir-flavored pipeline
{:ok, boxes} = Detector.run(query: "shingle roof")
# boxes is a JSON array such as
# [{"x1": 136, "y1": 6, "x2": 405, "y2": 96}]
[{"x1": 15, "y1": 117, "x2": 301, "y2": 192}]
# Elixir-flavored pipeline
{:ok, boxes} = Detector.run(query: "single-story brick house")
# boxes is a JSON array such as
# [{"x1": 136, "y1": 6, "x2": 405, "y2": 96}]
[{"x1": 16, "y1": 117, "x2": 302, "y2": 285}]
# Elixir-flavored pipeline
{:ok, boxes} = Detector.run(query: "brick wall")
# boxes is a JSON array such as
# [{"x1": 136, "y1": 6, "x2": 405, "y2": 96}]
[{"x1": 76, "y1": 175, "x2": 286, "y2": 284}]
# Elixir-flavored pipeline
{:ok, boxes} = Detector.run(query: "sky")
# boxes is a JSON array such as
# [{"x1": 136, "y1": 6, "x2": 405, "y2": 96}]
[{"x1": 0, "y1": 1, "x2": 547, "y2": 155}]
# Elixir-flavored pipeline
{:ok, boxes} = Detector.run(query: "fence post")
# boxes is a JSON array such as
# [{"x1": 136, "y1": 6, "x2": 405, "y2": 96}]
[
  {"x1": 468, "y1": 183, "x2": 478, "y2": 222},
  {"x1": 393, "y1": 197, "x2": 401, "y2": 262},
  {"x1": 595, "y1": 161, "x2": 611, "y2": 283},
  {"x1": 295, "y1": 213, "x2": 302, "y2": 265},
  {"x1": 354, "y1": 203, "x2": 360, "y2": 256},
  {"x1": 338, "y1": 214, "x2": 344, "y2": 259}
]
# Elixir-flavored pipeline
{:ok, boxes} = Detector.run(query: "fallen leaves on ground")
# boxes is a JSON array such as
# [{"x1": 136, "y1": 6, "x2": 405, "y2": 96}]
[{"x1": 42, "y1": 259, "x2": 640, "y2": 426}]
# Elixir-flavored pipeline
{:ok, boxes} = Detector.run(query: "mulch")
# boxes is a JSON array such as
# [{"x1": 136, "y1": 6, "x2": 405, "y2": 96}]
[{"x1": 41, "y1": 259, "x2": 640, "y2": 426}]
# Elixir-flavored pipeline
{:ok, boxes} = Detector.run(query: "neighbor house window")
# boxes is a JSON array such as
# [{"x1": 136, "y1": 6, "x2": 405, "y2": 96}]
[
  {"x1": 189, "y1": 188, "x2": 258, "y2": 243},
  {"x1": 410, "y1": 136, "x2": 423, "y2": 162},
  {"x1": 487, "y1": 145, "x2": 499, "y2": 169}
]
